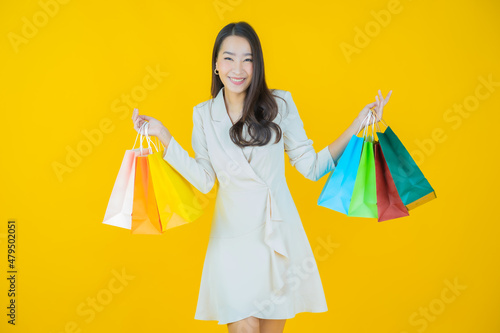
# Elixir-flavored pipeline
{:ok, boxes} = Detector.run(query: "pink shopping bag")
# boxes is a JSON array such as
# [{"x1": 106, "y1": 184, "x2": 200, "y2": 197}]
[{"x1": 102, "y1": 121, "x2": 152, "y2": 230}]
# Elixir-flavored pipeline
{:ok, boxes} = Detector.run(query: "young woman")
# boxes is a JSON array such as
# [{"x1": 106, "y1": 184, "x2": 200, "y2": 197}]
[{"x1": 132, "y1": 21, "x2": 391, "y2": 333}]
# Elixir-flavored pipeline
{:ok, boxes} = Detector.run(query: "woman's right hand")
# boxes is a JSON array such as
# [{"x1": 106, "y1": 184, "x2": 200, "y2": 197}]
[
  {"x1": 131, "y1": 108, "x2": 170, "y2": 138},
  {"x1": 355, "y1": 89, "x2": 392, "y2": 129}
]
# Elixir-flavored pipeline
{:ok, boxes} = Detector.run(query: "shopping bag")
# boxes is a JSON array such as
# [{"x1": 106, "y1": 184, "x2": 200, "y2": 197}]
[
  {"x1": 131, "y1": 154, "x2": 163, "y2": 234},
  {"x1": 347, "y1": 114, "x2": 378, "y2": 218},
  {"x1": 317, "y1": 113, "x2": 371, "y2": 214},
  {"x1": 377, "y1": 125, "x2": 436, "y2": 210},
  {"x1": 131, "y1": 124, "x2": 163, "y2": 234},
  {"x1": 373, "y1": 141, "x2": 409, "y2": 222},
  {"x1": 147, "y1": 142, "x2": 205, "y2": 231},
  {"x1": 102, "y1": 150, "x2": 139, "y2": 229},
  {"x1": 102, "y1": 122, "x2": 150, "y2": 230},
  {"x1": 317, "y1": 135, "x2": 363, "y2": 214}
]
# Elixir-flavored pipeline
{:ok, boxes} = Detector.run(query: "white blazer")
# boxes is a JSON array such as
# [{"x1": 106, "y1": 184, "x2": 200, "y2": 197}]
[{"x1": 163, "y1": 86, "x2": 336, "y2": 295}]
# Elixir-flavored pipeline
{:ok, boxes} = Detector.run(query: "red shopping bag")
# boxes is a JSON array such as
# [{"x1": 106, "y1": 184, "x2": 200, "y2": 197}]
[{"x1": 374, "y1": 142, "x2": 409, "y2": 222}]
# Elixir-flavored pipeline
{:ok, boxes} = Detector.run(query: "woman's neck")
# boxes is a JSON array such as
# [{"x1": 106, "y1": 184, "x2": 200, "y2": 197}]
[{"x1": 223, "y1": 87, "x2": 245, "y2": 115}]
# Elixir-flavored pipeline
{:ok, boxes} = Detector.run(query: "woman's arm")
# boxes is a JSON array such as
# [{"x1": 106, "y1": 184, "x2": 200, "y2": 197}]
[
  {"x1": 283, "y1": 91, "x2": 336, "y2": 181},
  {"x1": 161, "y1": 106, "x2": 217, "y2": 194},
  {"x1": 327, "y1": 117, "x2": 364, "y2": 166},
  {"x1": 158, "y1": 128, "x2": 172, "y2": 157},
  {"x1": 132, "y1": 107, "x2": 217, "y2": 194}
]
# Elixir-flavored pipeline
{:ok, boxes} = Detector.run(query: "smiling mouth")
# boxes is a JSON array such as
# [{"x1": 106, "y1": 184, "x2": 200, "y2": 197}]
[{"x1": 229, "y1": 77, "x2": 246, "y2": 82}]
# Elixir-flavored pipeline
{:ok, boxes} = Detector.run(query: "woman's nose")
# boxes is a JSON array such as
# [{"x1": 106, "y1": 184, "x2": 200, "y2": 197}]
[{"x1": 232, "y1": 61, "x2": 243, "y2": 74}]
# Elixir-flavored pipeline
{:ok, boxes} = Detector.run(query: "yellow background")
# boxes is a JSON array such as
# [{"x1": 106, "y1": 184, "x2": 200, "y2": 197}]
[{"x1": 1, "y1": 0, "x2": 499, "y2": 332}]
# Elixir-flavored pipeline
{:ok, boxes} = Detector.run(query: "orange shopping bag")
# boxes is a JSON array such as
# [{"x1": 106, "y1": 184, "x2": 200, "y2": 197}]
[{"x1": 131, "y1": 123, "x2": 163, "y2": 234}]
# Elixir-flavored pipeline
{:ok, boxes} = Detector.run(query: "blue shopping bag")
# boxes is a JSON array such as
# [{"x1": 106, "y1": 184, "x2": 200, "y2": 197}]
[{"x1": 317, "y1": 134, "x2": 364, "y2": 214}]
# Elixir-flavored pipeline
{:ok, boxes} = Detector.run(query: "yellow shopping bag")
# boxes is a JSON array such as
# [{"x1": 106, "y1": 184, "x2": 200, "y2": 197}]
[{"x1": 144, "y1": 125, "x2": 206, "y2": 231}]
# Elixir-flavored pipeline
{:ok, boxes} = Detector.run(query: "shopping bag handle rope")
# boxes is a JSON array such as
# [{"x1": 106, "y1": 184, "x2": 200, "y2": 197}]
[
  {"x1": 370, "y1": 107, "x2": 388, "y2": 128},
  {"x1": 142, "y1": 122, "x2": 159, "y2": 154},
  {"x1": 131, "y1": 121, "x2": 149, "y2": 150},
  {"x1": 362, "y1": 112, "x2": 376, "y2": 142},
  {"x1": 356, "y1": 111, "x2": 373, "y2": 134},
  {"x1": 131, "y1": 120, "x2": 158, "y2": 154}
]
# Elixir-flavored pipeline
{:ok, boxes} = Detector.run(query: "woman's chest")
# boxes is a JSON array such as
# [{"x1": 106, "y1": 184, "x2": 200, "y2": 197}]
[{"x1": 204, "y1": 122, "x2": 285, "y2": 183}]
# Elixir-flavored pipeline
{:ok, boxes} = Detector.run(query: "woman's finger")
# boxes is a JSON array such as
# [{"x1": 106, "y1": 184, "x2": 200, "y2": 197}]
[
  {"x1": 380, "y1": 91, "x2": 386, "y2": 110},
  {"x1": 384, "y1": 90, "x2": 392, "y2": 104},
  {"x1": 375, "y1": 94, "x2": 382, "y2": 116},
  {"x1": 375, "y1": 99, "x2": 384, "y2": 119}
]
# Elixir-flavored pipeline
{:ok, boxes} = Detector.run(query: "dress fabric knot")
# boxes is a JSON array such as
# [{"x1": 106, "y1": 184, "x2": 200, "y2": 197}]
[{"x1": 264, "y1": 187, "x2": 289, "y2": 294}]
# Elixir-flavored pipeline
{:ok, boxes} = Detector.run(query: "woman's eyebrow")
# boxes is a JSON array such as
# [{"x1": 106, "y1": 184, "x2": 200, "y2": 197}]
[{"x1": 223, "y1": 51, "x2": 253, "y2": 56}]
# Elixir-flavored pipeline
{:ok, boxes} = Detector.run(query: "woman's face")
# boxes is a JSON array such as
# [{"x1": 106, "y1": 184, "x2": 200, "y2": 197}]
[{"x1": 216, "y1": 35, "x2": 253, "y2": 94}]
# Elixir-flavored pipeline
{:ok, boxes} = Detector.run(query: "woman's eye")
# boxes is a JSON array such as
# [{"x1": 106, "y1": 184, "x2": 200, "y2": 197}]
[{"x1": 223, "y1": 57, "x2": 252, "y2": 62}]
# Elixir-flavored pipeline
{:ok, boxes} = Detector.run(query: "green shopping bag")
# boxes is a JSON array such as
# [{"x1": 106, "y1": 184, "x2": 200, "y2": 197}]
[
  {"x1": 377, "y1": 125, "x2": 436, "y2": 210},
  {"x1": 348, "y1": 113, "x2": 378, "y2": 218}
]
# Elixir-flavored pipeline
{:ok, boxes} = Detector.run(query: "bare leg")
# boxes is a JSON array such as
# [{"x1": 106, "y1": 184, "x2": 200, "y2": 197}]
[
  {"x1": 227, "y1": 316, "x2": 260, "y2": 333},
  {"x1": 259, "y1": 319, "x2": 286, "y2": 333}
]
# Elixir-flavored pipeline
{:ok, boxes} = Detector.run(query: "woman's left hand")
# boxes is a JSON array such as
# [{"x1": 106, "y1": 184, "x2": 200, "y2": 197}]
[{"x1": 356, "y1": 89, "x2": 392, "y2": 127}]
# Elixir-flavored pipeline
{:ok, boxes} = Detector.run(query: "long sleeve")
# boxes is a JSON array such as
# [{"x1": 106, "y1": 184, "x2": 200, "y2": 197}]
[
  {"x1": 283, "y1": 91, "x2": 336, "y2": 181},
  {"x1": 163, "y1": 106, "x2": 216, "y2": 194}
]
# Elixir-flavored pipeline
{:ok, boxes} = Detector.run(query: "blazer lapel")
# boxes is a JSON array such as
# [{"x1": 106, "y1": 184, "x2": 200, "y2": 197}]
[{"x1": 210, "y1": 86, "x2": 265, "y2": 185}]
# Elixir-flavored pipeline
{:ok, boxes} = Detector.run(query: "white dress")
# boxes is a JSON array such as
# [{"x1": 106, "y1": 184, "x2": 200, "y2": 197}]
[{"x1": 163, "y1": 87, "x2": 335, "y2": 325}]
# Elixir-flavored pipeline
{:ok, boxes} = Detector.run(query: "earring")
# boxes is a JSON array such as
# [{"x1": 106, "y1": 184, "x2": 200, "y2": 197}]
[{"x1": 214, "y1": 68, "x2": 219, "y2": 75}]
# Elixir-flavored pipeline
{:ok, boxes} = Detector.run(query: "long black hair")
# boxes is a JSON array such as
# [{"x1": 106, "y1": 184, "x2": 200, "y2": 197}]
[{"x1": 211, "y1": 21, "x2": 285, "y2": 148}]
